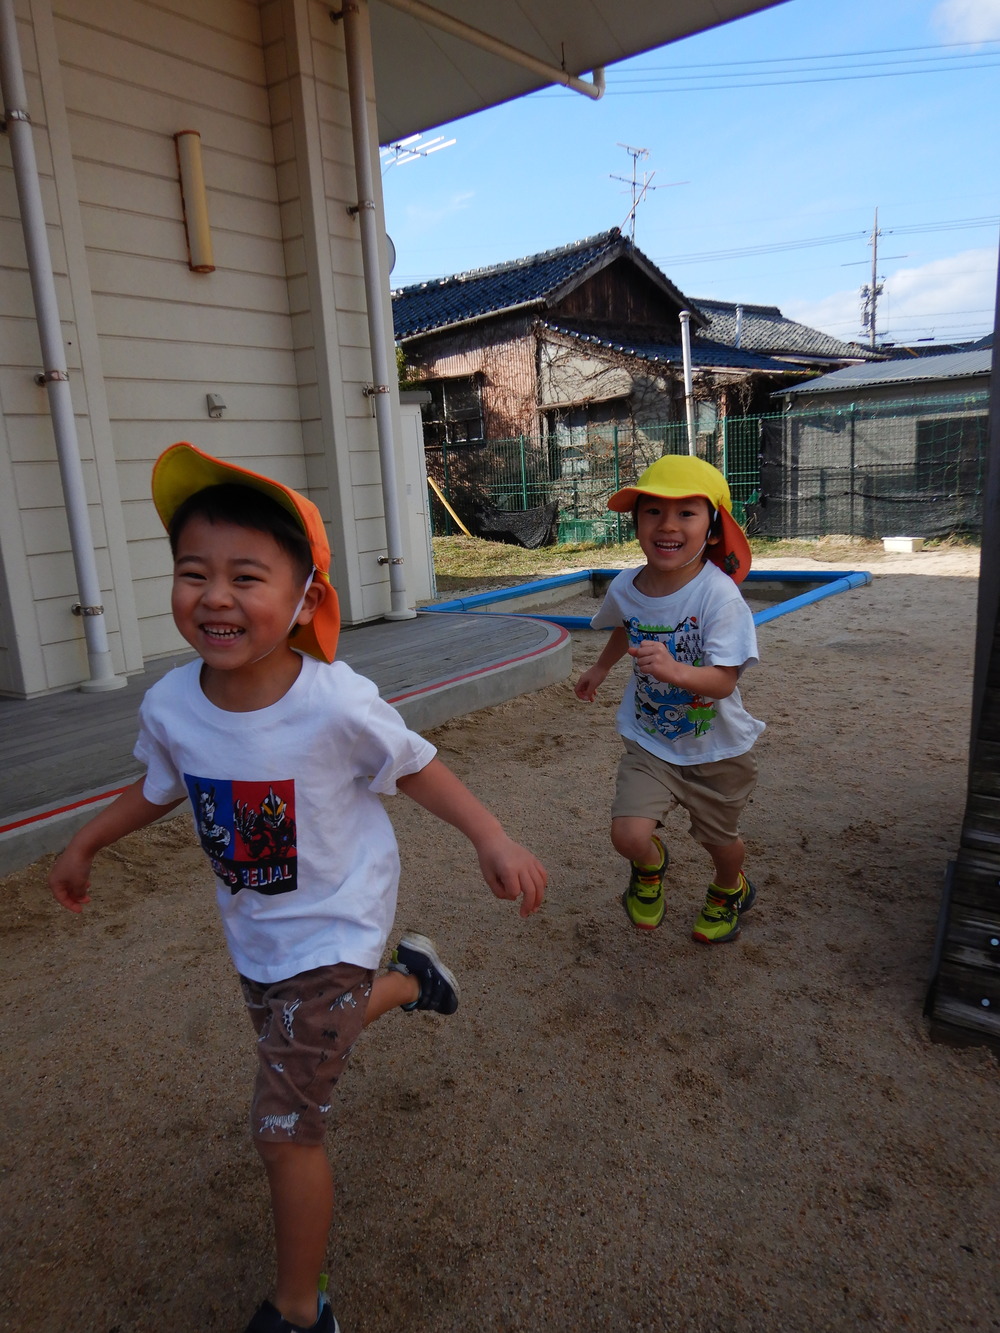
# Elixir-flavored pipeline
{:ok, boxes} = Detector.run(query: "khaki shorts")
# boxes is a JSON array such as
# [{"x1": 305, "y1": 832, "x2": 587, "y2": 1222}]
[
  {"x1": 612, "y1": 738, "x2": 757, "y2": 845},
  {"x1": 240, "y1": 962, "x2": 373, "y2": 1146}
]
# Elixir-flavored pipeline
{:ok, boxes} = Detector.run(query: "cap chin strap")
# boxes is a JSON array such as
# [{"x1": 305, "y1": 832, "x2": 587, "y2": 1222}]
[
  {"x1": 285, "y1": 566, "x2": 317, "y2": 637},
  {"x1": 675, "y1": 540, "x2": 708, "y2": 572},
  {"x1": 673, "y1": 506, "x2": 718, "y2": 572},
  {"x1": 244, "y1": 567, "x2": 317, "y2": 667}
]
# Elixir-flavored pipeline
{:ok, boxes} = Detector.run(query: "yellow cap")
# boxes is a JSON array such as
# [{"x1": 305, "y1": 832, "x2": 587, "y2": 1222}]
[{"x1": 608, "y1": 455, "x2": 751, "y2": 583}]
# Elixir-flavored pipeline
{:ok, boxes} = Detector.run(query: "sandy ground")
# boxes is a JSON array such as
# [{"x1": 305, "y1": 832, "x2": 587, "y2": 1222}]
[{"x1": 3, "y1": 546, "x2": 999, "y2": 1333}]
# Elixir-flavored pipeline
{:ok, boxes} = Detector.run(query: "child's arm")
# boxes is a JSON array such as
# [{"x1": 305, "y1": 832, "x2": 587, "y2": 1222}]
[
  {"x1": 628, "y1": 640, "x2": 739, "y2": 699},
  {"x1": 575, "y1": 626, "x2": 630, "y2": 702},
  {"x1": 49, "y1": 778, "x2": 185, "y2": 913},
  {"x1": 396, "y1": 757, "x2": 546, "y2": 917}
]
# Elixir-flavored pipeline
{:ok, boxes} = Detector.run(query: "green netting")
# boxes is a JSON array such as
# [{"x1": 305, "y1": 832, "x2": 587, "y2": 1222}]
[{"x1": 424, "y1": 392, "x2": 990, "y2": 543}]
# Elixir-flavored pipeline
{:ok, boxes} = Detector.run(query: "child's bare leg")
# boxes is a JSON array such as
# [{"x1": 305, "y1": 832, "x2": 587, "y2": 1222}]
[
  {"x1": 702, "y1": 836, "x2": 745, "y2": 890},
  {"x1": 364, "y1": 970, "x2": 418, "y2": 1025},
  {"x1": 611, "y1": 815, "x2": 662, "y2": 865},
  {"x1": 256, "y1": 1140, "x2": 332, "y2": 1328}
]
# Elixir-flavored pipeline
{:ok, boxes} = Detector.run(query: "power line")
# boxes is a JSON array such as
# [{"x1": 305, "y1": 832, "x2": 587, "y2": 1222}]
[
  {"x1": 652, "y1": 216, "x2": 999, "y2": 267},
  {"x1": 624, "y1": 38, "x2": 1000, "y2": 69},
  {"x1": 602, "y1": 62, "x2": 1000, "y2": 93}
]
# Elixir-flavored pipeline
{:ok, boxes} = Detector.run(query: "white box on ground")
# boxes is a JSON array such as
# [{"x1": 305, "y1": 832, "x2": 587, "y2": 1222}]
[{"x1": 883, "y1": 537, "x2": 924, "y2": 553}]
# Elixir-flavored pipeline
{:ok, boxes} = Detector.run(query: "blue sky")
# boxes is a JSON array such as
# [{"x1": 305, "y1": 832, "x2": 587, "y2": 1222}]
[{"x1": 381, "y1": 0, "x2": 999, "y2": 347}]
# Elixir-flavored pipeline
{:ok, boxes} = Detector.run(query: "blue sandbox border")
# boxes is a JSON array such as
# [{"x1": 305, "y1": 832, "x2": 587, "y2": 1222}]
[{"x1": 423, "y1": 568, "x2": 872, "y2": 628}]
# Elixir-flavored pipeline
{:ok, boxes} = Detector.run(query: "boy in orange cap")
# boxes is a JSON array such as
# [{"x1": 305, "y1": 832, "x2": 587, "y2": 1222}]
[
  {"x1": 575, "y1": 455, "x2": 764, "y2": 942},
  {"x1": 49, "y1": 443, "x2": 547, "y2": 1333}
]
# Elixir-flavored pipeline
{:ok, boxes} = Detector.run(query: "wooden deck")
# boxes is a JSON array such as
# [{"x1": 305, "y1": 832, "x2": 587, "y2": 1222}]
[{"x1": 0, "y1": 610, "x2": 570, "y2": 873}]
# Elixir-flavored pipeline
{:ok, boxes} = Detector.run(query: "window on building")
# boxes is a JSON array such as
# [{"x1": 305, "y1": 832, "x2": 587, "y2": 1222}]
[
  {"x1": 421, "y1": 376, "x2": 485, "y2": 447},
  {"x1": 914, "y1": 414, "x2": 988, "y2": 494},
  {"x1": 544, "y1": 399, "x2": 630, "y2": 477}
]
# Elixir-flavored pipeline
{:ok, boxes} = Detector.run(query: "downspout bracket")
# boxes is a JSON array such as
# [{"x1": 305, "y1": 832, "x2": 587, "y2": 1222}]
[
  {"x1": 35, "y1": 369, "x2": 69, "y2": 384},
  {"x1": 377, "y1": 557, "x2": 404, "y2": 566},
  {"x1": 363, "y1": 384, "x2": 390, "y2": 396},
  {"x1": 72, "y1": 603, "x2": 105, "y2": 617}
]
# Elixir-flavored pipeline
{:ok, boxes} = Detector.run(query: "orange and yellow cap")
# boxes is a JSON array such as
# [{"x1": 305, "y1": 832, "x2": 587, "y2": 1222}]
[
  {"x1": 607, "y1": 454, "x2": 752, "y2": 584},
  {"x1": 152, "y1": 442, "x2": 340, "y2": 662}
]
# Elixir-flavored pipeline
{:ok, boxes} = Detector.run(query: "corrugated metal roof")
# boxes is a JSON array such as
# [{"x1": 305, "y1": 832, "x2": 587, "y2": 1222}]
[
  {"x1": 690, "y1": 297, "x2": 875, "y2": 362},
  {"x1": 392, "y1": 229, "x2": 695, "y2": 340},
  {"x1": 781, "y1": 348, "x2": 993, "y2": 395},
  {"x1": 544, "y1": 322, "x2": 798, "y2": 373}
]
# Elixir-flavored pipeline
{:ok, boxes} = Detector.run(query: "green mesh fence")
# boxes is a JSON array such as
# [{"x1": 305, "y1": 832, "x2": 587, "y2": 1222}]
[{"x1": 424, "y1": 391, "x2": 990, "y2": 543}]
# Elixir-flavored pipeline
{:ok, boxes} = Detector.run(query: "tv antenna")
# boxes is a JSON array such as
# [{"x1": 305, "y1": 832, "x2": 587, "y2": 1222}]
[
  {"x1": 610, "y1": 143, "x2": 687, "y2": 242},
  {"x1": 380, "y1": 132, "x2": 457, "y2": 172}
]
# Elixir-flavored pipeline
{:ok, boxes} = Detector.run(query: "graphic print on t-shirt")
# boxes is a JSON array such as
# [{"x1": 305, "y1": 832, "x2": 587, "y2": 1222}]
[
  {"x1": 185, "y1": 775, "x2": 297, "y2": 895},
  {"x1": 625, "y1": 614, "x2": 718, "y2": 744}
]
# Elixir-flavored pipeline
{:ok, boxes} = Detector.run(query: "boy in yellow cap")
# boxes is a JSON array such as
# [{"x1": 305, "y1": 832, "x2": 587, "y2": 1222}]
[
  {"x1": 575, "y1": 455, "x2": 764, "y2": 943},
  {"x1": 49, "y1": 443, "x2": 547, "y2": 1333}
]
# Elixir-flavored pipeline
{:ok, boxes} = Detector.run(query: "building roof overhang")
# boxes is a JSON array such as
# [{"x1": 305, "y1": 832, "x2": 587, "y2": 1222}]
[{"x1": 370, "y1": 0, "x2": 789, "y2": 143}]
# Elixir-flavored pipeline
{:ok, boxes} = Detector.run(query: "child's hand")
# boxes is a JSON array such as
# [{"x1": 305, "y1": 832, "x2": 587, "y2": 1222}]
[
  {"x1": 574, "y1": 666, "x2": 604, "y2": 702},
  {"x1": 476, "y1": 833, "x2": 547, "y2": 917},
  {"x1": 629, "y1": 640, "x2": 680, "y2": 684},
  {"x1": 49, "y1": 845, "x2": 94, "y2": 913}
]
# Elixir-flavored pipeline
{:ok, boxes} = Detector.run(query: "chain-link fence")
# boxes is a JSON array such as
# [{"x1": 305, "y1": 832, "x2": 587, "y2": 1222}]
[{"x1": 424, "y1": 390, "x2": 990, "y2": 544}]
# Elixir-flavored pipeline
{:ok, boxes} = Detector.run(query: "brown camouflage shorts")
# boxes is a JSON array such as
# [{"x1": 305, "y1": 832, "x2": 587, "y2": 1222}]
[{"x1": 239, "y1": 962, "x2": 373, "y2": 1146}]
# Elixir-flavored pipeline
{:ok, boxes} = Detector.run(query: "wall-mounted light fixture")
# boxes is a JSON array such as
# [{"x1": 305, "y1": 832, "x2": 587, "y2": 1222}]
[{"x1": 174, "y1": 130, "x2": 215, "y2": 273}]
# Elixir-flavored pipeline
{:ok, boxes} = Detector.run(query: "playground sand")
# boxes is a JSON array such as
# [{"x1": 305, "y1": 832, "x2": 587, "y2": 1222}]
[{"x1": 3, "y1": 545, "x2": 998, "y2": 1332}]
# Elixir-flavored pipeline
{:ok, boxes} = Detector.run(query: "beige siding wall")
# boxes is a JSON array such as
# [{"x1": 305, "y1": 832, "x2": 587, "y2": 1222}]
[
  {"x1": 53, "y1": 0, "x2": 306, "y2": 661},
  {"x1": 1, "y1": 0, "x2": 409, "y2": 694},
  {"x1": 263, "y1": 0, "x2": 399, "y2": 624},
  {"x1": 0, "y1": 0, "x2": 120, "y2": 693}
]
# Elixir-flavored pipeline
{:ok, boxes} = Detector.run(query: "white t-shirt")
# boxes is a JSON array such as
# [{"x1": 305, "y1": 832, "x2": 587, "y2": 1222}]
[
  {"x1": 591, "y1": 561, "x2": 765, "y2": 765},
  {"x1": 135, "y1": 655, "x2": 436, "y2": 982}
]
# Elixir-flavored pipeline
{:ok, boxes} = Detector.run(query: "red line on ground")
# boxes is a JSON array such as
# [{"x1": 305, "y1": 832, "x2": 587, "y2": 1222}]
[
  {"x1": 0, "y1": 785, "x2": 131, "y2": 836},
  {"x1": 387, "y1": 624, "x2": 569, "y2": 703}
]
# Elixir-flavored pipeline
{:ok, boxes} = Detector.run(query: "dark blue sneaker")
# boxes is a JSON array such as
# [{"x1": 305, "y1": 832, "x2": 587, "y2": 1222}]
[
  {"x1": 389, "y1": 932, "x2": 459, "y2": 1014},
  {"x1": 243, "y1": 1298, "x2": 339, "y2": 1333}
]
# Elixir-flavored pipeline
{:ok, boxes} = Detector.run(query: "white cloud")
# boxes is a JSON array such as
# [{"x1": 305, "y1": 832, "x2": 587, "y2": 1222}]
[
  {"x1": 932, "y1": 0, "x2": 1000, "y2": 43},
  {"x1": 785, "y1": 248, "x2": 997, "y2": 345}
]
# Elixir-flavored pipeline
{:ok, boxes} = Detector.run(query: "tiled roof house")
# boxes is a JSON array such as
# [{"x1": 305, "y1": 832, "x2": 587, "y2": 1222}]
[
  {"x1": 690, "y1": 298, "x2": 877, "y2": 368},
  {"x1": 393, "y1": 229, "x2": 807, "y2": 446}
]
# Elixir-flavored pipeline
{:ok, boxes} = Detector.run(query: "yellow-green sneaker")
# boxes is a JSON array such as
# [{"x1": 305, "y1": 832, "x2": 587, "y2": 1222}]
[
  {"x1": 691, "y1": 872, "x2": 756, "y2": 944},
  {"x1": 622, "y1": 836, "x2": 669, "y2": 930}
]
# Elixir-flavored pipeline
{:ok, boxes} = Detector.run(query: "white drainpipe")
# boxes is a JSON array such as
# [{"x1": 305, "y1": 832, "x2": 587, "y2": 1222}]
[
  {"x1": 679, "y1": 310, "x2": 697, "y2": 456},
  {"x1": 0, "y1": 0, "x2": 125, "y2": 689},
  {"x1": 340, "y1": 0, "x2": 414, "y2": 620}
]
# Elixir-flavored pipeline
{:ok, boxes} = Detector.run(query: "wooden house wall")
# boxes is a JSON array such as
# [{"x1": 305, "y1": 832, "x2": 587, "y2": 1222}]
[
  {"x1": 407, "y1": 317, "x2": 538, "y2": 438},
  {"x1": 551, "y1": 257, "x2": 684, "y2": 333}
]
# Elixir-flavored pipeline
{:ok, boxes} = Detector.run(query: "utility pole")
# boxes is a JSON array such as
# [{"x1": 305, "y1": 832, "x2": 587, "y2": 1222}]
[{"x1": 860, "y1": 208, "x2": 884, "y2": 351}]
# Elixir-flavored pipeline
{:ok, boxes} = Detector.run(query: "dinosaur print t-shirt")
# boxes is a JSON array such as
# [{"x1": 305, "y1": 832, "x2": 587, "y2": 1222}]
[
  {"x1": 135, "y1": 656, "x2": 435, "y2": 982},
  {"x1": 591, "y1": 562, "x2": 764, "y2": 765}
]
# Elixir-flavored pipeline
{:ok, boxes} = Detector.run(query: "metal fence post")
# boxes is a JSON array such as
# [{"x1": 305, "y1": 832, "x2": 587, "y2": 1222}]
[
  {"x1": 849, "y1": 403, "x2": 856, "y2": 537},
  {"x1": 519, "y1": 434, "x2": 528, "y2": 509},
  {"x1": 441, "y1": 438, "x2": 451, "y2": 535},
  {"x1": 613, "y1": 425, "x2": 622, "y2": 543}
]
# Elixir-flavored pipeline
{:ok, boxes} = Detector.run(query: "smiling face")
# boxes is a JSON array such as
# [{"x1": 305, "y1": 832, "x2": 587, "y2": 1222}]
[
  {"x1": 171, "y1": 515, "x2": 320, "y2": 700},
  {"x1": 633, "y1": 493, "x2": 718, "y2": 596}
]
